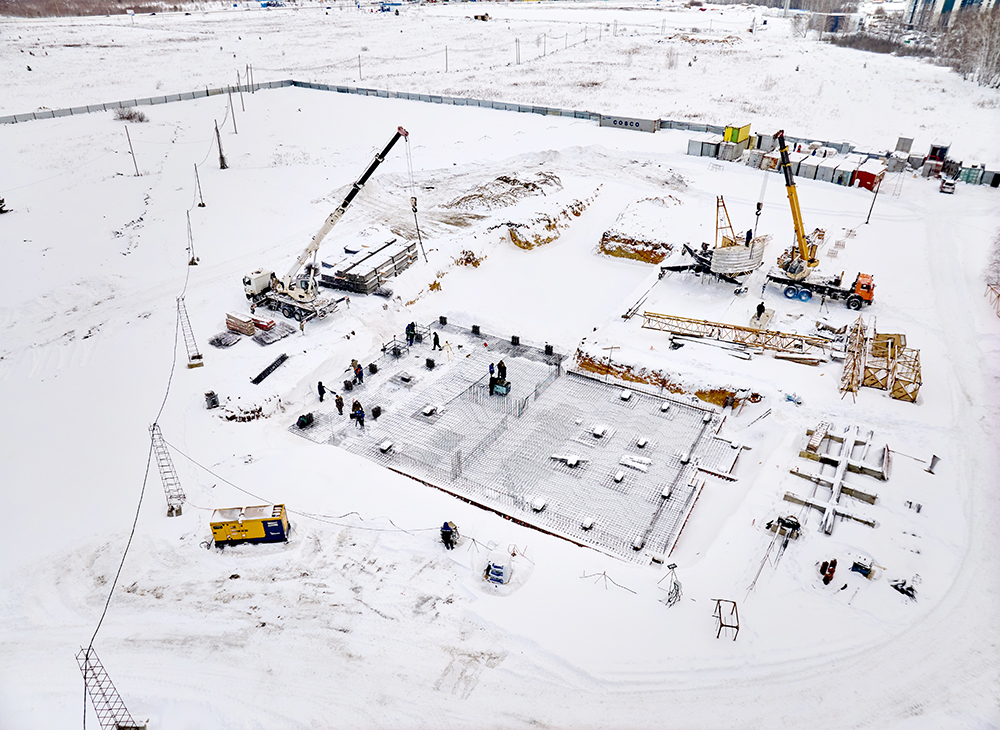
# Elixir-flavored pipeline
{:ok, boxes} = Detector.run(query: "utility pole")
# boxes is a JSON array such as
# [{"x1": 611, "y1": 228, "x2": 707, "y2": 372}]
[
  {"x1": 187, "y1": 210, "x2": 198, "y2": 266},
  {"x1": 445, "y1": 45, "x2": 448, "y2": 72},
  {"x1": 229, "y1": 92, "x2": 238, "y2": 134},
  {"x1": 194, "y1": 163, "x2": 206, "y2": 207},
  {"x1": 215, "y1": 120, "x2": 228, "y2": 170},
  {"x1": 865, "y1": 174, "x2": 884, "y2": 225},
  {"x1": 237, "y1": 71, "x2": 245, "y2": 111},
  {"x1": 124, "y1": 126, "x2": 140, "y2": 176}
]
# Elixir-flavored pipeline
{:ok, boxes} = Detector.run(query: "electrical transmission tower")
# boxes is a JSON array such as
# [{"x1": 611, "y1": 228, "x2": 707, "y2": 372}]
[
  {"x1": 150, "y1": 423, "x2": 185, "y2": 516},
  {"x1": 177, "y1": 296, "x2": 203, "y2": 369},
  {"x1": 76, "y1": 647, "x2": 145, "y2": 730}
]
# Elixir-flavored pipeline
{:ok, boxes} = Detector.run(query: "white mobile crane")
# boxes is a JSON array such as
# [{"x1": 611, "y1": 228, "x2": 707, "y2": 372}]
[{"x1": 244, "y1": 126, "x2": 409, "y2": 321}]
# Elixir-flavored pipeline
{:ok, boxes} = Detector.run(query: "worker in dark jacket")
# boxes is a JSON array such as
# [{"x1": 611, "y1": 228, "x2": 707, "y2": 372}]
[
  {"x1": 497, "y1": 360, "x2": 506, "y2": 382},
  {"x1": 335, "y1": 393, "x2": 344, "y2": 415},
  {"x1": 440, "y1": 521, "x2": 458, "y2": 549},
  {"x1": 317, "y1": 381, "x2": 326, "y2": 403},
  {"x1": 353, "y1": 404, "x2": 365, "y2": 430}
]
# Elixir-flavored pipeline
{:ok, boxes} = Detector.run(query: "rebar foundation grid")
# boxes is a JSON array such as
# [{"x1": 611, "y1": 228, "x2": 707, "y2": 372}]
[{"x1": 290, "y1": 325, "x2": 741, "y2": 563}]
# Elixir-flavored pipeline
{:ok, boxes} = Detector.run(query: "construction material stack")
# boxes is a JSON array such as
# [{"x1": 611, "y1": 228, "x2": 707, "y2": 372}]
[{"x1": 321, "y1": 239, "x2": 418, "y2": 294}]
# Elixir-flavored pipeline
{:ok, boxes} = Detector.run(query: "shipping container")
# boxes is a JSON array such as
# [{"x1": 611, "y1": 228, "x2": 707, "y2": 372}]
[
  {"x1": 797, "y1": 156, "x2": 821, "y2": 180},
  {"x1": 761, "y1": 150, "x2": 782, "y2": 172},
  {"x1": 833, "y1": 159, "x2": 860, "y2": 186},
  {"x1": 211, "y1": 504, "x2": 289, "y2": 546},
  {"x1": 746, "y1": 149, "x2": 765, "y2": 170},
  {"x1": 854, "y1": 159, "x2": 887, "y2": 191},
  {"x1": 724, "y1": 123, "x2": 751, "y2": 144},
  {"x1": 787, "y1": 151, "x2": 809, "y2": 176},
  {"x1": 816, "y1": 156, "x2": 842, "y2": 183},
  {"x1": 886, "y1": 153, "x2": 908, "y2": 173}
]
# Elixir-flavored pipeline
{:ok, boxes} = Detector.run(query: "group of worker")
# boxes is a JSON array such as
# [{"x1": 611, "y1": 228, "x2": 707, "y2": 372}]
[
  {"x1": 488, "y1": 359, "x2": 507, "y2": 395},
  {"x1": 405, "y1": 322, "x2": 443, "y2": 351},
  {"x1": 315, "y1": 380, "x2": 366, "y2": 429}
]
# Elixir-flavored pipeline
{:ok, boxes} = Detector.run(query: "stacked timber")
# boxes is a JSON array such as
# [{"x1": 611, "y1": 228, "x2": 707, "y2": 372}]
[
  {"x1": 226, "y1": 312, "x2": 256, "y2": 336},
  {"x1": 250, "y1": 315, "x2": 275, "y2": 331}
]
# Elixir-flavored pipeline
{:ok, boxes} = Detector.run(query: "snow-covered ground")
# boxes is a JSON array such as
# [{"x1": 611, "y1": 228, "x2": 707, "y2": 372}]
[
  {"x1": 3, "y1": 0, "x2": 1000, "y2": 160},
  {"x1": 1, "y1": 3, "x2": 999, "y2": 729}
]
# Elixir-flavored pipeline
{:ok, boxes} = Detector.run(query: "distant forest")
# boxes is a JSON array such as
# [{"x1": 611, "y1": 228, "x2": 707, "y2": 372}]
[{"x1": 0, "y1": 0, "x2": 188, "y2": 16}]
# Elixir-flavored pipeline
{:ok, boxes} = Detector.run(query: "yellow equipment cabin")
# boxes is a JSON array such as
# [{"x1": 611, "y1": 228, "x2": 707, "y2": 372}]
[{"x1": 210, "y1": 504, "x2": 289, "y2": 546}]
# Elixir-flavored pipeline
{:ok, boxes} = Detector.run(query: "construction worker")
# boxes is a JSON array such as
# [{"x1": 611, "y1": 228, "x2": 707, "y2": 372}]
[
  {"x1": 405, "y1": 322, "x2": 416, "y2": 346},
  {"x1": 440, "y1": 521, "x2": 458, "y2": 549},
  {"x1": 756, "y1": 302, "x2": 765, "y2": 320},
  {"x1": 497, "y1": 359, "x2": 506, "y2": 382},
  {"x1": 335, "y1": 393, "x2": 344, "y2": 415},
  {"x1": 432, "y1": 331, "x2": 441, "y2": 350},
  {"x1": 317, "y1": 381, "x2": 326, "y2": 403},
  {"x1": 354, "y1": 363, "x2": 364, "y2": 385},
  {"x1": 353, "y1": 404, "x2": 365, "y2": 430}
]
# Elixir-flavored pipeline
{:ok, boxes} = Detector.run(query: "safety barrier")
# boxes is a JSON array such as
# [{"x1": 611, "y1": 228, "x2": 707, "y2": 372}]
[{"x1": 0, "y1": 77, "x2": 859, "y2": 157}]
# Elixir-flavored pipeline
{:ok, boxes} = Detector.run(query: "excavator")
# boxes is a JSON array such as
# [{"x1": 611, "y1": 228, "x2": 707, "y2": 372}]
[
  {"x1": 765, "y1": 130, "x2": 875, "y2": 310},
  {"x1": 244, "y1": 126, "x2": 409, "y2": 321}
]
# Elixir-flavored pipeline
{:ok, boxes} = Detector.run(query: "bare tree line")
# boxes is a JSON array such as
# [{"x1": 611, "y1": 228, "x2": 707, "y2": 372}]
[{"x1": 939, "y1": 7, "x2": 1000, "y2": 88}]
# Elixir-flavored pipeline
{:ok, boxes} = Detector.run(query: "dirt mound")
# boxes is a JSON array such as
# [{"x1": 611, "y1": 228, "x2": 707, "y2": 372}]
[
  {"x1": 493, "y1": 190, "x2": 597, "y2": 250},
  {"x1": 448, "y1": 171, "x2": 562, "y2": 211},
  {"x1": 599, "y1": 233, "x2": 672, "y2": 264}
]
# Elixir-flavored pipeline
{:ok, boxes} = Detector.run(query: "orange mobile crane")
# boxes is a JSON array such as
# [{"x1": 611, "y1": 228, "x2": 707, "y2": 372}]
[{"x1": 765, "y1": 130, "x2": 875, "y2": 310}]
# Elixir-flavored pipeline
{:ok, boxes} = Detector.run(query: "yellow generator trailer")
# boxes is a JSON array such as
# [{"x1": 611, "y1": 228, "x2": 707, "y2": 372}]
[{"x1": 210, "y1": 504, "x2": 289, "y2": 546}]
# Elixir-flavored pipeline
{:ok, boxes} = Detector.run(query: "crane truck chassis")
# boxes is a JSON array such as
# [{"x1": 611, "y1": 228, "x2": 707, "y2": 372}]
[
  {"x1": 765, "y1": 268, "x2": 874, "y2": 310},
  {"x1": 244, "y1": 270, "x2": 343, "y2": 322}
]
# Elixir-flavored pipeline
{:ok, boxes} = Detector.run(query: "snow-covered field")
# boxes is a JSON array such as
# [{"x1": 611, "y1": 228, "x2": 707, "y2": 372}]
[{"x1": 1, "y1": 3, "x2": 999, "y2": 729}]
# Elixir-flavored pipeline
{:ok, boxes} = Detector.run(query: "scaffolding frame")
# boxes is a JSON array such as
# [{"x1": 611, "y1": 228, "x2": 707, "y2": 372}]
[
  {"x1": 889, "y1": 348, "x2": 922, "y2": 403},
  {"x1": 839, "y1": 315, "x2": 866, "y2": 399}
]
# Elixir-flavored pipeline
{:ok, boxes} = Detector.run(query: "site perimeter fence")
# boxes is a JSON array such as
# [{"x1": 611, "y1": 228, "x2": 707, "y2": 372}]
[{"x1": 0, "y1": 78, "x2": 857, "y2": 155}]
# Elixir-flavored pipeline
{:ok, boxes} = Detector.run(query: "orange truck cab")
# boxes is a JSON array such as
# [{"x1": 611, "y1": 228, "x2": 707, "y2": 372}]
[{"x1": 853, "y1": 273, "x2": 875, "y2": 302}]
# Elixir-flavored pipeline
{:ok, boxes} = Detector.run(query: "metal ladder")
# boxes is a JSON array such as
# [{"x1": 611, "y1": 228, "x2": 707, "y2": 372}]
[
  {"x1": 150, "y1": 423, "x2": 185, "y2": 516},
  {"x1": 76, "y1": 647, "x2": 145, "y2": 730},
  {"x1": 177, "y1": 296, "x2": 203, "y2": 368}
]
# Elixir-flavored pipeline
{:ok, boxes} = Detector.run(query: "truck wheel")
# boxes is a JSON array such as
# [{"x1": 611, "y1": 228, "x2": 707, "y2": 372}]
[
  {"x1": 797, "y1": 289, "x2": 812, "y2": 302},
  {"x1": 293, "y1": 309, "x2": 305, "y2": 322},
  {"x1": 846, "y1": 295, "x2": 863, "y2": 311},
  {"x1": 281, "y1": 305, "x2": 293, "y2": 319},
  {"x1": 784, "y1": 286, "x2": 798, "y2": 299}
]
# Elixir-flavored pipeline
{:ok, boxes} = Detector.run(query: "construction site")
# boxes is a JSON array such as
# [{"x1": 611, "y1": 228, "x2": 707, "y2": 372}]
[{"x1": 1, "y1": 10, "x2": 998, "y2": 726}]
